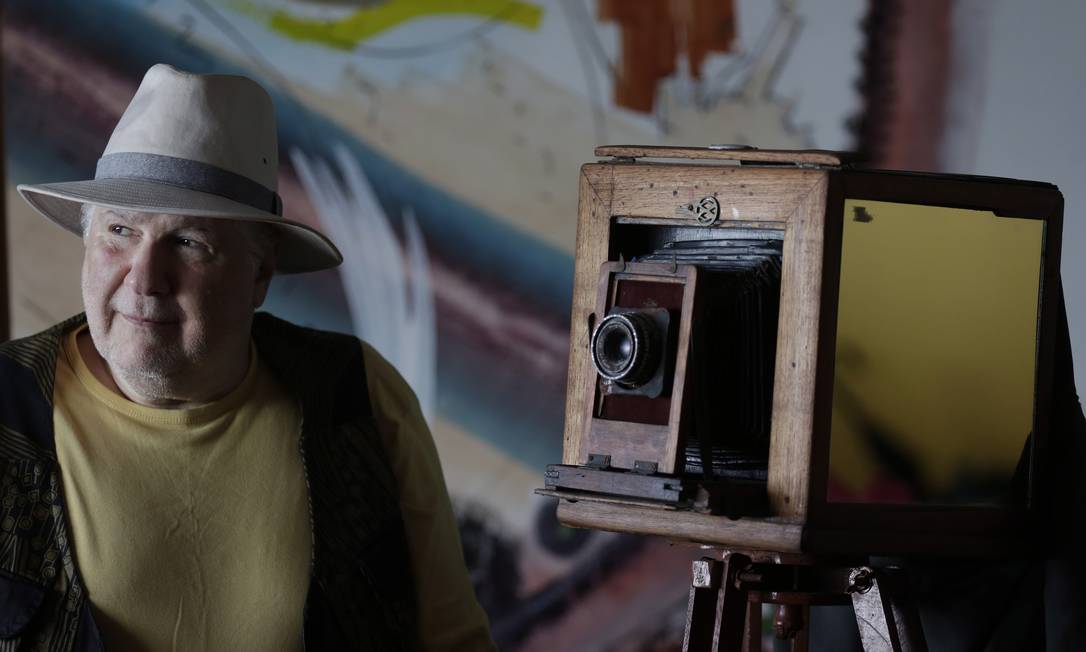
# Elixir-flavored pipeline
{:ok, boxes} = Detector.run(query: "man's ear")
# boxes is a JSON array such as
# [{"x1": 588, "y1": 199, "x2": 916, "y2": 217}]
[{"x1": 252, "y1": 248, "x2": 276, "y2": 309}]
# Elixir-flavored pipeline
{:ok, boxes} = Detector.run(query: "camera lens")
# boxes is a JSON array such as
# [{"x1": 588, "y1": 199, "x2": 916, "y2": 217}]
[
  {"x1": 597, "y1": 322, "x2": 635, "y2": 374},
  {"x1": 591, "y1": 312, "x2": 662, "y2": 388}
]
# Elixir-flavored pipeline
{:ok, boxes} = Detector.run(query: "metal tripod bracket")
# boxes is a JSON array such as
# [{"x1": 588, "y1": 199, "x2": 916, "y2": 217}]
[
  {"x1": 681, "y1": 552, "x2": 928, "y2": 652},
  {"x1": 848, "y1": 567, "x2": 928, "y2": 652}
]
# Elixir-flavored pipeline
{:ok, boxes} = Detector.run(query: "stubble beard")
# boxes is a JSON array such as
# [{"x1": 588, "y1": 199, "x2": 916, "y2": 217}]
[{"x1": 90, "y1": 313, "x2": 209, "y2": 402}]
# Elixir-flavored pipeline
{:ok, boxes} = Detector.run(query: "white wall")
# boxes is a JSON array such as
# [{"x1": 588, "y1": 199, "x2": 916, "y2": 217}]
[{"x1": 954, "y1": 0, "x2": 1086, "y2": 391}]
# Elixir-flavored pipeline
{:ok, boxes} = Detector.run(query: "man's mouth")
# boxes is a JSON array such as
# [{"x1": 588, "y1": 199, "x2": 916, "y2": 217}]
[{"x1": 121, "y1": 313, "x2": 179, "y2": 327}]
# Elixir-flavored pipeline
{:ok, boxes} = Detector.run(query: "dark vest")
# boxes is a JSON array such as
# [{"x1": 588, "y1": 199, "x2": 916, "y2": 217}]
[{"x1": 0, "y1": 313, "x2": 418, "y2": 650}]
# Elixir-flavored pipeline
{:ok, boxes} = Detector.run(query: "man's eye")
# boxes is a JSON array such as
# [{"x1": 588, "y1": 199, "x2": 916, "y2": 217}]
[
  {"x1": 108, "y1": 224, "x2": 133, "y2": 236},
  {"x1": 177, "y1": 237, "x2": 205, "y2": 250}
]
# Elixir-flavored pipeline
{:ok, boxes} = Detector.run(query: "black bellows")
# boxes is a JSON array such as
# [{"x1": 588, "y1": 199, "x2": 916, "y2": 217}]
[{"x1": 636, "y1": 233, "x2": 783, "y2": 481}]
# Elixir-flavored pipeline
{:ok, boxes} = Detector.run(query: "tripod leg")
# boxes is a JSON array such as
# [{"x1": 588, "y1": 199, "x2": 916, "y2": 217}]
[
  {"x1": 681, "y1": 554, "x2": 752, "y2": 652},
  {"x1": 684, "y1": 558, "x2": 724, "y2": 652},
  {"x1": 742, "y1": 599, "x2": 761, "y2": 652},
  {"x1": 794, "y1": 606, "x2": 810, "y2": 652},
  {"x1": 711, "y1": 552, "x2": 752, "y2": 652},
  {"x1": 849, "y1": 567, "x2": 928, "y2": 652}
]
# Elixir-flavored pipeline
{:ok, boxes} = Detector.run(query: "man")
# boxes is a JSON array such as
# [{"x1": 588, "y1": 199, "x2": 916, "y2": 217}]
[{"x1": 1, "y1": 63, "x2": 494, "y2": 649}]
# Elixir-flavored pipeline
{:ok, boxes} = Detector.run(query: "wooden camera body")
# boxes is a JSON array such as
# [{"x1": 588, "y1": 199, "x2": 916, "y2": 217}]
[{"x1": 544, "y1": 146, "x2": 1064, "y2": 557}]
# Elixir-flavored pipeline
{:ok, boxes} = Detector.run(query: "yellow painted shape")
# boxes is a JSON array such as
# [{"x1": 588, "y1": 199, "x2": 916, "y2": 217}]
[
  {"x1": 828, "y1": 199, "x2": 1045, "y2": 503},
  {"x1": 267, "y1": 0, "x2": 543, "y2": 50}
]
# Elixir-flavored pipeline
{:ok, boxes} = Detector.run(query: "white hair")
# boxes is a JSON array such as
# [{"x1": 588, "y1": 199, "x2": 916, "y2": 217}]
[{"x1": 79, "y1": 203, "x2": 96, "y2": 236}]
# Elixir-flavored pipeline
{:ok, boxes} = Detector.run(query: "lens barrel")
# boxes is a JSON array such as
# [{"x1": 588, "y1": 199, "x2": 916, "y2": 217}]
[{"x1": 590, "y1": 311, "x2": 662, "y2": 388}]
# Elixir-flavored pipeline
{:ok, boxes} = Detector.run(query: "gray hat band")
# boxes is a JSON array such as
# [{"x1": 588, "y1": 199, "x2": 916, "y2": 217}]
[{"x1": 95, "y1": 152, "x2": 282, "y2": 216}]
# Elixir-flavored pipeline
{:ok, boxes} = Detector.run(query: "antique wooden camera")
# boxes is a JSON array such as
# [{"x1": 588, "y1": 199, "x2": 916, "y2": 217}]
[{"x1": 543, "y1": 146, "x2": 1064, "y2": 556}]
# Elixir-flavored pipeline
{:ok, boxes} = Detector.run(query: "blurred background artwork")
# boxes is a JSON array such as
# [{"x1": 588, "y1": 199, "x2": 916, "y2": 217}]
[{"x1": 3, "y1": 1, "x2": 1085, "y2": 649}]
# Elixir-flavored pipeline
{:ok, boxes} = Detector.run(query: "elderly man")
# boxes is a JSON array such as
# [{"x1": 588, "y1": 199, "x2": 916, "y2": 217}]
[{"x1": 1, "y1": 64, "x2": 494, "y2": 649}]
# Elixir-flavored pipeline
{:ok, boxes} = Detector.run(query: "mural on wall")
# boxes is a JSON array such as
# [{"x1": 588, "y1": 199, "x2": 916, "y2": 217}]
[{"x1": 2, "y1": 0, "x2": 864, "y2": 648}]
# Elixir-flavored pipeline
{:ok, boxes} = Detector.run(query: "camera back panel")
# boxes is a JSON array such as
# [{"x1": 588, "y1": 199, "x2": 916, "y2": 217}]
[{"x1": 545, "y1": 146, "x2": 1064, "y2": 557}]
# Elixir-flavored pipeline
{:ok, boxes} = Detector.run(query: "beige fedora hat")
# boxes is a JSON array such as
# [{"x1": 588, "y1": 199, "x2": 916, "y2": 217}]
[{"x1": 17, "y1": 63, "x2": 341, "y2": 273}]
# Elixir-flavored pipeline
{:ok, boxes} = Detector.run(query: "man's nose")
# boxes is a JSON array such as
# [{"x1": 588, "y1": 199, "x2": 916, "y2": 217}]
[{"x1": 124, "y1": 242, "x2": 172, "y2": 295}]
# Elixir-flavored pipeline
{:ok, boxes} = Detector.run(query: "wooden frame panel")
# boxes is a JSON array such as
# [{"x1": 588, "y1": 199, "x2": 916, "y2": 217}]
[
  {"x1": 561, "y1": 161, "x2": 831, "y2": 543},
  {"x1": 804, "y1": 169, "x2": 1063, "y2": 553},
  {"x1": 579, "y1": 262, "x2": 698, "y2": 473},
  {"x1": 563, "y1": 165, "x2": 615, "y2": 465},
  {"x1": 606, "y1": 163, "x2": 827, "y2": 224},
  {"x1": 557, "y1": 500, "x2": 805, "y2": 551},
  {"x1": 594, "y1": 145, "x2": 851, "y2": 167},
  {"x1": 768, "y1": 173, "x2": 829, "y2": 519}
]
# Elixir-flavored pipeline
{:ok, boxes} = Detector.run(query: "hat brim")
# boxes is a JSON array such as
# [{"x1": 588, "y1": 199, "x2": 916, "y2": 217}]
[{"x1": 17, "y1": 179, "x2": 343, "y2": 274}]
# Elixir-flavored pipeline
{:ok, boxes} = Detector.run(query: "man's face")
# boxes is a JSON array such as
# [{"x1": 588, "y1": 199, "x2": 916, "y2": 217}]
[{"x1": 81, "y1": 208, "x2": 273, "y2": 384}]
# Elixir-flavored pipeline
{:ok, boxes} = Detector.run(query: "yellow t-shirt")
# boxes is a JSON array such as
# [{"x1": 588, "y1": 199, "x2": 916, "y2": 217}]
[{"x1": 53, "y1": 325, "x2": 494, "y2": 651}]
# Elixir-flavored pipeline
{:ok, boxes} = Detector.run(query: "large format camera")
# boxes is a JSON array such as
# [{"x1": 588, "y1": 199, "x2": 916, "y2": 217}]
[{"x1": 543, "y1": 146, "x2": 1064, "y2": 557}]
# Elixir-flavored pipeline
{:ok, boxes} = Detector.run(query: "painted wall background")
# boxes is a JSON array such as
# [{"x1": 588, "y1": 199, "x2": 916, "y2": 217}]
[
  {"x1": 5, "y1": 0, "x2": 1083, "y2": 649},
  {"x1": 1, "y1": 1, "x2": 865, "y2": 648}
]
